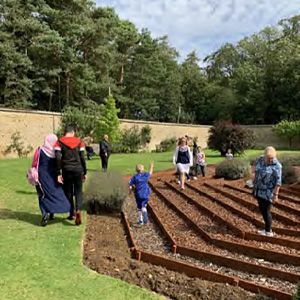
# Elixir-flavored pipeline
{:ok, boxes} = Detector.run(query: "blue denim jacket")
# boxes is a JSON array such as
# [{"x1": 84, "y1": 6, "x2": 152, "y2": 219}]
[{"x1": 253, "y1": 156, "x2": 282, "y2": 202}]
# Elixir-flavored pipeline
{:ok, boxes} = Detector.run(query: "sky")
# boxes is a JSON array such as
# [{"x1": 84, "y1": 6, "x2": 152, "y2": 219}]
[{"x1": 96, "y1": 0, "x2": 300, "y2": 60}]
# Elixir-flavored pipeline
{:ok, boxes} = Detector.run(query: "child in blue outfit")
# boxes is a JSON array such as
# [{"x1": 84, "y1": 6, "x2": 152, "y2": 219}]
[{"x1": 129, "y1": 162, "x2": 154, "y2": 225}]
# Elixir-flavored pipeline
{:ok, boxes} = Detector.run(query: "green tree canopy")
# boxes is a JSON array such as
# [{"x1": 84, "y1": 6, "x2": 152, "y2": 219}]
[
  {"x1": 0, "y1": 1, "x2": 299, "y2": 125},
  {"x1": 96, "y1": 95, "x2": 121, "y2": 143}
]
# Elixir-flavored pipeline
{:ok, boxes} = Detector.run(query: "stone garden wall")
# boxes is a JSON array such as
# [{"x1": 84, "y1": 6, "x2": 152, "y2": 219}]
[{"x1": 0, "y1": 108, "x2": 296, "y2": 158}]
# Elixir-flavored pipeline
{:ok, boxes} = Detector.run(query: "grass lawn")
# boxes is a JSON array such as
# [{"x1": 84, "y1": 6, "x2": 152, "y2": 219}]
[
  {"x1": 0, "y1": 158, "x2": 163, "y2": 300},
  {"x1": 1, "y1": 149, "x2": 299, "y2": 300}
]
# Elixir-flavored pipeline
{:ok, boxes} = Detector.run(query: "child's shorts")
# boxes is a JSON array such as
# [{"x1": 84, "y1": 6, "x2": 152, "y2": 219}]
[{"x1": 135, "y1": 198, "x2": 149, "y2": 209}]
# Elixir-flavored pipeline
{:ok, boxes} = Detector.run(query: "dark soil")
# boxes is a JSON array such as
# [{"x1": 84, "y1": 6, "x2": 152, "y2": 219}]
[{"x1": 83, "y1": 213, "x2": 268, "y2": 300}]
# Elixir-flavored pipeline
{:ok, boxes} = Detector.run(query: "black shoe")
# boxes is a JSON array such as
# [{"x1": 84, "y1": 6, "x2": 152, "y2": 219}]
[
  {"x1": 67, "y1": 214, "x2": 75, "y2": 220},
  {"x1": 49, "y1": 213, "x2": 54, "y2": 221},
  {"x1": 41, "y1": 214, "x2": 48, "y2": 227}
]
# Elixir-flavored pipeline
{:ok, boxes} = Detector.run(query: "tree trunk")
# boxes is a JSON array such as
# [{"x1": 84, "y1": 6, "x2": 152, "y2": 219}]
[
  {"x1": 48, "y1": 93, "x2": 52, "y2": 111},
  {"x1": 66, "y1": 73, "x2": 70, "y2": 106},
  {"x1": 120, "y1": 64, "x2": 124, "y2": 84},
  {"x1": 58, "y1": 75, "x2": 61, "y2": 111}
]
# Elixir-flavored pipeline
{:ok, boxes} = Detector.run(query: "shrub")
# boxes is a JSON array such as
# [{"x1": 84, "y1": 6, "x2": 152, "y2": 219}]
[
  {"x1": 282, "y1": 165, "x2": 300, "y2": 184},
  {"x1": 273, "y1": 120, "x2": 300, "y2": 148},
  {"x1": 208, "y1": 121, "x2": 255, "y2": 156},
  {"x1": 215, "y1": 159, "x2": 251, "y2": 180},
  {"x1": 157, "y1": 137, "x2": 177, "y2": 152},
  {"x1": 250, "y1": 154, "x2": 300, "y2": 184},
  {"x1": 4, "y1": 131, "x2": 33, "y2": 158},
  {"x1": 279, "y1": 154, "x2": 300, "y2": 167},
  {"x1": 119, "y1": 126, "x2": 142, "y2": 153},
  {"x1": 293, "y1": 283, "x2": 300, "y2": 300},
  {"x1": 110, "y1": 142, "x2": 125, "y2": 154},
  {"x1": 140, "y1": 125, "x2": 152, "y2": 146},
  {"x1": 113, "y1": 125, "x2": 152, "y2": 153},
  {"x1": 84, "y1": 171, "x2": 127, "y2": 214},
  {"x1": 250, "y1": 153, "x2": 300, "y2": 167}
]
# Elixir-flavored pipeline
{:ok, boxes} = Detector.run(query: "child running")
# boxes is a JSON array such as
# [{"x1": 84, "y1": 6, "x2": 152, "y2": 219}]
[{"x1": 129, "y1": 162, "x2": 154, "y2": 225}]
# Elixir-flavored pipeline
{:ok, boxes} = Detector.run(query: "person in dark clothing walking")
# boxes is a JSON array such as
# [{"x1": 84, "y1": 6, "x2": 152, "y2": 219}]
[
  {"x1": 55, "y1": 125, "x2": 87, "y2": 225},
  {"x1": 99, "y1": 134, "x2": 111, "y2": 172}
]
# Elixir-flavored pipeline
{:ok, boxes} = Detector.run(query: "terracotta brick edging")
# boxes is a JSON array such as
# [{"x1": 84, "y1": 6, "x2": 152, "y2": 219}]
[
  {"x1": 148, "y1": 199, "x2": 300, "y2": 284},
  {"x1": 120, "y1": 210, "x2": 294, "y2": 300},
  {"x1": 205, "y1": 183, "x2": 300, "y2": 227},
  {"x1": 149, "y1": 182, "x2": 300, "y2": 266},
  {"x1": 185, "y1": 182, "x2": 300, "y2": 247}
]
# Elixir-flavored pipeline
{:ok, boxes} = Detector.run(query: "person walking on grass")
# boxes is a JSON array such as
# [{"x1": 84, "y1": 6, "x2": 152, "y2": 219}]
[
  {"x1": 30, "y1": 134, "x2": 71, "y2": 226},
  {"x1": 55, "y1": 125, "x2": 87, "y2": 225},
  {"x1": 129, "y1": 162, "x2": 154, "y2": 225},
  {"x1": 99, "y1": 134, "x2": 111, "y2": 172},
  {"x1": 253, "y1": 146, "x2": 282, "y2": 237},
  {"x1": 173, "y1": 137, "x2": 193, "y2": 190}
]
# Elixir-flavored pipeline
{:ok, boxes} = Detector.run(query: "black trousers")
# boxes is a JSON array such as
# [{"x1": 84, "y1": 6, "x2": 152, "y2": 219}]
[
  {"x1": 100, "y1": 155, "x2": 109, "y2": 171},
  {"x1": 63, "y1": 171, "x2": 83, "y2": 214},
  {"x1": 86, "y1": 146, "x2": 94, "y2": 160},
  {"x1": 257, "y1": 197, "x2": 272, "y2": 232},
  {"x1": 195, "y1": 164, "x2": 205, "y2": 177}
]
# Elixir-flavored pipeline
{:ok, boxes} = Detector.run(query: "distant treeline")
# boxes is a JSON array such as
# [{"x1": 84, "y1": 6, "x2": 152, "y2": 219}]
[{"x1": 0, "y1": 1, "x2": 299, "y2": 124}]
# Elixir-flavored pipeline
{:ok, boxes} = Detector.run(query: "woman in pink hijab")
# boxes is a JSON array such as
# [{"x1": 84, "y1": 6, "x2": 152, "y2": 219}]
[{"x1": 35, "y1": 134, "x2": 71, "y2": 226}]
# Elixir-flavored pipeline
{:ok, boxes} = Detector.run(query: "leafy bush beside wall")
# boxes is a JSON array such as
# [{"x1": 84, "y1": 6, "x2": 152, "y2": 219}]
[{"x1": 208, "y1": 121, "x2": 255, "y2": 156}]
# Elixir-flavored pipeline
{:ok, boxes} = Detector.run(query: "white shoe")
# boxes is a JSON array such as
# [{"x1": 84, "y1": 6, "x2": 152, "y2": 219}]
[
  {"x1": 265, "y1": 231, "x2": 274, "y2": 237},
  {"x1": 193, "y1": 177, "x2": 198, "y2": 180},
  {"x1": 257, "y1": 229, "x2": 266, "y2": 236},
  {"x1": 177, "y1": 180, "x2": 181, "y2": 185}
]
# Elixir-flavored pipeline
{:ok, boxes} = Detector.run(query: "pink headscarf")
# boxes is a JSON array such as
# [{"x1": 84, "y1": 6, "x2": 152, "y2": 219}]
[{"x1": 41, "y1": 134, "x2": 58, "y2": 158}]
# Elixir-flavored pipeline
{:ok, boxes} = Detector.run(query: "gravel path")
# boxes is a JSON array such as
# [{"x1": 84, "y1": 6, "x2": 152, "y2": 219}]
[{"x1": 123, "y1": 190, "x2": 298, "y2": 295}]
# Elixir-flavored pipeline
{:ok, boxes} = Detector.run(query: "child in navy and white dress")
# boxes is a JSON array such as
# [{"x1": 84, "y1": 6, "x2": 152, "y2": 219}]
[
  {"x1": 173, "y1": 137, "x2": 193, "y2": 190},
  {"x1": 129, "y1": 162, "x2": 154, "y2": 225}
]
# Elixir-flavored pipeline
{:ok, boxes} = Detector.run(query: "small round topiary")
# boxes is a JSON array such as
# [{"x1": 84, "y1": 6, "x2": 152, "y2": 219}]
[{"x1": 215, "y1": 159, "x2": 251, "y2": 180}]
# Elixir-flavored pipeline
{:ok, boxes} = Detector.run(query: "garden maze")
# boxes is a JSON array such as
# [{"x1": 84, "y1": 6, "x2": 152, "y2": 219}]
[{"x1": 124, "y1": 173, "x2": 300, "y2": 300}]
